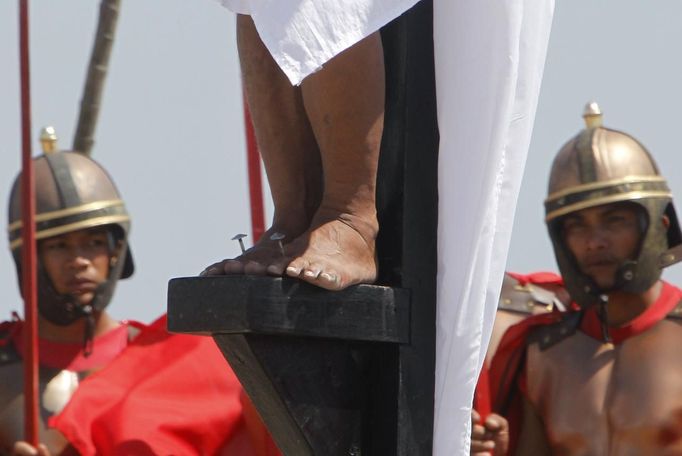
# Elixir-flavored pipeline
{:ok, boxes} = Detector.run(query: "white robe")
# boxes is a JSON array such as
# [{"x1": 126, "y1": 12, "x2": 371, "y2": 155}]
[
  {"x1": 219, "y1": 0, "x2": 555, "y2": 453},
  {"x1": 218, "y1": 0, "x2": 422, "y2": 85}
]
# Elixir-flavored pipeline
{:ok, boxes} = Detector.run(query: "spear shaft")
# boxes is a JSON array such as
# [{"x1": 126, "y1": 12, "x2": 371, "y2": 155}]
[
  {"x1": 18, "y1": 0, "x2": 39, "y2": 444},
  {"x1": 73, "y1": 0, "x2": 121, "y2": 155}
]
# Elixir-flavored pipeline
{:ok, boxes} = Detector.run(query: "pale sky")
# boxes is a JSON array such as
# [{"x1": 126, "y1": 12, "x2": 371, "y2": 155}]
[{"x1": 1, "y1": 1, "x2": 682, "y2": 323}]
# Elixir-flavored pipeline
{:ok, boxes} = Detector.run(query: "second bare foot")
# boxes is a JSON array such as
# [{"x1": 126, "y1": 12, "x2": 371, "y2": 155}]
[{"x1": 270, "y1": 210, "x2": 378, "y2": 290}]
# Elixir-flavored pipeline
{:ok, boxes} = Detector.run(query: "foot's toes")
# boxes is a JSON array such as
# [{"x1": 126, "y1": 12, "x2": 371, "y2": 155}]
[
  {"x1": 266, "y1": 265, "x2": 282, "y2": 276},
  {"x1": 285, "y1": 256, "x2": 310, "y2": 278},
  {"x1": 267, "y1": 253, "x2": 298, "y2": 277},
  {"x1": 222, "y1": 259, "x2": 245, "y2": 274},
  {"x1": 243, "y1": 260, "x2": 268, "y2": 275},
  {"x1": 319, "y1": 271, "x2": 340, "y2": 288},
  {"x1": 303, "y1": 267, "x2": 321, "y2": 280},
  {"x1": 200, "y1": 261, "x2": 224, "y2": 276},
  {"x1": 298, "y1": 264, "x2": 344, "y2": 289},
  {"x1": 285, "y1": 265, "x2": 301, "y2": 277},
  {"x1": 306, "y1": 270, "x2": 342, "y2": 290}
]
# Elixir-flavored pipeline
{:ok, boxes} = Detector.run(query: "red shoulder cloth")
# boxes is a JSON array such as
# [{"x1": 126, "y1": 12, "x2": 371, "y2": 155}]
[
  {"x1": 506, "y1": 271, "x2": 563, "y2": 286},
  {"x1": 11, "y1": 320, "x2": 128, "y2": 371},
  {"x1": 580, "y1": 281, "x2": 682, "y2": 344},
  {"x1": 4, "y1": 310, "x2": 130, "y2": 371},
  {"x1": 50, "y1": 314, "x2": 280, "y2": 456}
]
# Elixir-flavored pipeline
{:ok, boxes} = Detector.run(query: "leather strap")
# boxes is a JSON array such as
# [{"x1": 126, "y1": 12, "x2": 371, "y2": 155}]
[{"x1": 498, "y1": 275, "x2": 567, "y2": 315}]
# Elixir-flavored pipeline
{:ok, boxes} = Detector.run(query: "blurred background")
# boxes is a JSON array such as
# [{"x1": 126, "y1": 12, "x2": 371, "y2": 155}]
[{"x1": 1, "y1": 1, "x2": 681, "y2": 322}]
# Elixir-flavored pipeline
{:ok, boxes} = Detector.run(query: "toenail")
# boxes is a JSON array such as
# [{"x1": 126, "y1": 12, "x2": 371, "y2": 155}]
[
  {"x1": 287, "y1": 266, "x2": 300, "y2": 275},
  {"x1": 320, "y1": 272, "x2": 335, "y2": 282},
  {"x1": 304, "y1": 270, "x2": 316, "y2": 278}
]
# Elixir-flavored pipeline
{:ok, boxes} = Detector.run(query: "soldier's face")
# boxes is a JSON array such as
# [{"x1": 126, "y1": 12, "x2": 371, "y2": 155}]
[
  {"x1": 39, "y1": 228, "x2": 113, "y2": 306},
  {"x1": 561, "y1": 203, "x2": 642, "y2": 290}
]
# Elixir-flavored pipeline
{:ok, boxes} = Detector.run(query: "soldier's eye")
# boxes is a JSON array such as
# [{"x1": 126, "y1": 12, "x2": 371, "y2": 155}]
[
  {"x1": 45, "y1": 241, "x2": 67, "y2": 250},
  {"x1": 89, "y1": 237, "x2": 108, "y2": 248},
  {"x1": 605, "y1": 213, "x2": 633, "y2": 228},
  {"x1": 563, "y1": 219, "x2": 582, "y2": 231}
]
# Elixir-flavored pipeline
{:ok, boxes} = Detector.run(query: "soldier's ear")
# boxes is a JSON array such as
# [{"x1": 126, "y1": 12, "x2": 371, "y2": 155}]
[
  {"x1": 110, "y1": 239, "x2": 125, "y2": 267},
  {"x1": 663, "y1": 214, "x2": 671, "y2": 231}
]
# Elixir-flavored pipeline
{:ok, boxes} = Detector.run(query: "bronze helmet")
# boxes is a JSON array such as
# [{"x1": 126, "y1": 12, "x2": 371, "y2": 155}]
[
  {"x1": 544, "y1": 102, "x2": 682, "y2": 307},
  {"x1": 7, "y1": 144, "x2": 134, "y2": 325}
]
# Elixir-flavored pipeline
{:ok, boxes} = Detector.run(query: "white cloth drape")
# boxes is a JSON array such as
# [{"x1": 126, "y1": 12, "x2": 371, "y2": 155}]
[
  {"x1": 218, "y1": 0, "x2": 421, "y2": 85},
  {"x1": 217, "y1": 0, "x2": 554, "y2": 454},
  {"x1": 433, "y1": 0, "x2": 553, "y2": 453}
]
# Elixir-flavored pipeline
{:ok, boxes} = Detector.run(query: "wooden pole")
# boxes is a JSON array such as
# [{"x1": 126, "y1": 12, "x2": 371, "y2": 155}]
[
  {"x1": 72, "y1": 0, "x2": 121, "y2": 156},
  {"x1": 18, "y1": 0, "x2": 39, "y2": 445}
]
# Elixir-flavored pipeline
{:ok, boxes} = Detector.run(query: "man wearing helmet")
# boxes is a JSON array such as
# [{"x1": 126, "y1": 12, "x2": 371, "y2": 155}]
[
  {"x1": 1, "y1": 149, "x2": 270, "y2": 455},
  {"x1": 0, "y1": 149, "x2": 136, "y2": 453},
  {"x1": 477, "y1": 103, "x2": 682, "y2": 455}
]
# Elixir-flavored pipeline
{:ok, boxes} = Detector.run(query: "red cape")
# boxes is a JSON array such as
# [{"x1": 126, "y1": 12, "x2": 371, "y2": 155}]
[
  {"x1": 474, "y1": 271, "x2": 564, "y2": 416},
  {"x1": 49, "y1": 315, "x2": 280, "y2": 456},
  {"x1": 487, "y1": 311, "x2": 561, "y2": 453},
  {"x1": 473, "y1": 271, "x2": 565, "y2": 451}
]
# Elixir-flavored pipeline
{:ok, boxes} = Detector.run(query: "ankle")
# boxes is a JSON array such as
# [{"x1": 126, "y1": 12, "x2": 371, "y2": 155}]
[
  {"x1": 268, "y1": 218, "x2": 309, "y2": 241},
  {"x1": 313, "y1": 206, "x2": 378, "y2": 243}
]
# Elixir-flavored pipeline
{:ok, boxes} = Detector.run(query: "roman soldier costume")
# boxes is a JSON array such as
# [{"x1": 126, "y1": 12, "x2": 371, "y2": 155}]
[
  {"x1": 490, "y1": 103, "x2": 682, "y2": 455},
  {"x1": 0, "y1": 132, "x2": 135, "y2": 451}
]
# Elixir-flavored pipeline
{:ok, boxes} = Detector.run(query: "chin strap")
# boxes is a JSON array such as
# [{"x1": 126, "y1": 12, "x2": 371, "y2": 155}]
[
  {"x1": 81, "y1": 305, "x2": 95, "y2": 357},
  {"x1": 596, "y1": 294, "x2": 612, "y2": 344}
]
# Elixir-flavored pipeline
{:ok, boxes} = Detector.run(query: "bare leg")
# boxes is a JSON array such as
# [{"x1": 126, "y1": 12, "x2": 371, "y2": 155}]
[
  {"x1": 203, "y1": 15, "x2": 322, "y2": 276},
  {"x1": 267, "y1": 33, "x2": 384, "y2": 290}
]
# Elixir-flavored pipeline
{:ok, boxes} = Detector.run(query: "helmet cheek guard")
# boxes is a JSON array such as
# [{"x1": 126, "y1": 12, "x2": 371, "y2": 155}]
[
  {"x1": 88, "y1": 229, "x2": 133, "y2": 316},
  {"x1": 8, "y1": 150, "x2": 134, "y2": 326},
  {"x1": 544, "y1": 102, "x2": 682, "y2": 308}
]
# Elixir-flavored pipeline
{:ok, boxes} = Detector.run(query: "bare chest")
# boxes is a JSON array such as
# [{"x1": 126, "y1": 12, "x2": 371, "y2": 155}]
[{"x1": 527, "y1": 319, "x2": 682, "y2": 455}]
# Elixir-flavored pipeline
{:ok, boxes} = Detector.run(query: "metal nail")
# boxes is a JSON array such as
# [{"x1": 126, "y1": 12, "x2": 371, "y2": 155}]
[
  {"x1": 270, "y1": 232, "x2": 286, "y2": 256},
  {"x1": 231, "y1": 233, "x2": 247, "y2": 254}
]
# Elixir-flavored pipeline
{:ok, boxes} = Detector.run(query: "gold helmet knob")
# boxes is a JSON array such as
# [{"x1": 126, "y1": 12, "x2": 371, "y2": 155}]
[
  {"x1": 582, "y1": 101, "x2": 603, "y2": 129},
  {"x1": 39, "y1": 126, "x2": 59, "y2": 154}
]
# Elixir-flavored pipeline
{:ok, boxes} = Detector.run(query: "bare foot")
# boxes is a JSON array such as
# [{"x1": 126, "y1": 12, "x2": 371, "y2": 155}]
[
  {"x1": 201, "y1": 226, "x2": 298, "y2": 276},
  {"x1": 267, "y1": 209, "x2": 378, "y2": 290}
]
